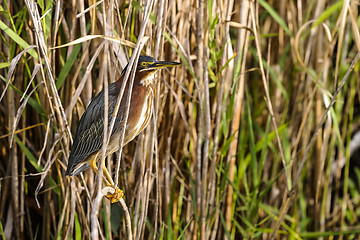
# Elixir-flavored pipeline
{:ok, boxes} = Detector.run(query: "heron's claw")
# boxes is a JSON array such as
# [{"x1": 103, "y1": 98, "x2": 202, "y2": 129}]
[{"x1": 105, "y1": 187, "x2": 123, "y2": 203}]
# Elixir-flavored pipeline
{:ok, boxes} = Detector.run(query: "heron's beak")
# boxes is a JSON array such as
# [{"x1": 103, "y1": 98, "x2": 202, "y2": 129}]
[{"x1": 149, "y1": 61, "x2": 181, "y2": 70}]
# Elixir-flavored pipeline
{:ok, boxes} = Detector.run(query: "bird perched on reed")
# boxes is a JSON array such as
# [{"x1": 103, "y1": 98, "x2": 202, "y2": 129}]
[{"x1": 65, "y1": 55, "x2": 181, "y2": 203}]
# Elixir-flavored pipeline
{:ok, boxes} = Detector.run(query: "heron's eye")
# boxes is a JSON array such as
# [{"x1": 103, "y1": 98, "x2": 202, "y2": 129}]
[{"x1": 142, "y1": 62, "x2": 147, "y2": 67}]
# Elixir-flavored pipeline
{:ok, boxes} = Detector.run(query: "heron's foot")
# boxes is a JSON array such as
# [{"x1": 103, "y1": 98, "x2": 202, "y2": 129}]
[{"x1": 105, "y1": 187, "x2": 123, "y2": 203}]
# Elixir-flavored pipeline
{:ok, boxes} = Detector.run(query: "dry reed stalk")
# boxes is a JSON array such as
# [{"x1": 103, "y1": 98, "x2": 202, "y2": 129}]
[
  {"x1": 9, "y1": 83, "x2": 19, "y2": 239},
  {"x1": 225, "y1": 0, "x2": 250, "y2": 235},
  {"x1": 199, "y1": 1, "x2": 211, "y2": 240},
  {"x1": 152, "y1": 0, "x2": 166, "y2": 237},
  {"x1": 194, "y1": 0, "x2": 204, "y2": 239},
  {"x1": 19, "y1": 117, "x2": 25, "y2": 236}
]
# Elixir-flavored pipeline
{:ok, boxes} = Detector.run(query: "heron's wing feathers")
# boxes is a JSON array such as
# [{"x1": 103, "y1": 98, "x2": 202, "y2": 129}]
[{"x1": 66, "y1": 83, "x2": 126, "y2": 175}]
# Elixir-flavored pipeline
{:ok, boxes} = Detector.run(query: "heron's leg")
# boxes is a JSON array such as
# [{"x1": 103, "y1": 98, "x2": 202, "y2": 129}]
[
  {"x1": 89, "y1": 154, "x2": 111, "y2": 185},
  {"x1": 101, "y1": 161, "x2": 114, "y2": 185},
  {"x1": 90, "y1": 154, "x2": 122, "y2": 203},
  {"x1": 89, "y1": 154, "x2": 98, "y2": 174}
]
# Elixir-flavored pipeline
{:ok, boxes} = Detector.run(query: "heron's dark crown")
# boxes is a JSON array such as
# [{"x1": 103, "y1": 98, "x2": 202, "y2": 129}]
[{"x1": 121, "y1": 55, "x2": 158, "y2": 76}]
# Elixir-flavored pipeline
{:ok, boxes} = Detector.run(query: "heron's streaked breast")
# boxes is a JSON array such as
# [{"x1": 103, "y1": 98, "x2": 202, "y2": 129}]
[{"x1": 132, "y1": 86, "x2": 154, "y2": 137}]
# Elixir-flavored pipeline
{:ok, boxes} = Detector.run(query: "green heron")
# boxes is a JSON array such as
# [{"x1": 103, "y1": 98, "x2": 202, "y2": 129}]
[{"x1": 66, "y1": 55, "x2": 180, "y2": 203}]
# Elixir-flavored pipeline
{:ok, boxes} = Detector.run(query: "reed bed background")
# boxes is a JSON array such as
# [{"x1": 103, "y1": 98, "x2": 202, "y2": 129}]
[{"x1": 1, "y1": 0, "x2": 360, "y2": 239}]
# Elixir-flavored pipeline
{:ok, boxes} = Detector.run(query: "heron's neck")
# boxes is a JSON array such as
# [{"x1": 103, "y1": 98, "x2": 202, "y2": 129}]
[{"x1": 140, "y1": 71, "x2": 156, "y2": 87}]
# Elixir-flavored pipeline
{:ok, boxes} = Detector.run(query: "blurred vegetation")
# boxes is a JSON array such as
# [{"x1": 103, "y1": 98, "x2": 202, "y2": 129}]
[{"x1": 1, "y1": 0, "x2": 360, "y2": 239}]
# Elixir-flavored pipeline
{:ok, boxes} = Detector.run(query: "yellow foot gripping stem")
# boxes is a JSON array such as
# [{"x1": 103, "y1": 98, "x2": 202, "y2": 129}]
[{"x1": 105, "y1": 187, "x2": 124, "y2": 203}]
